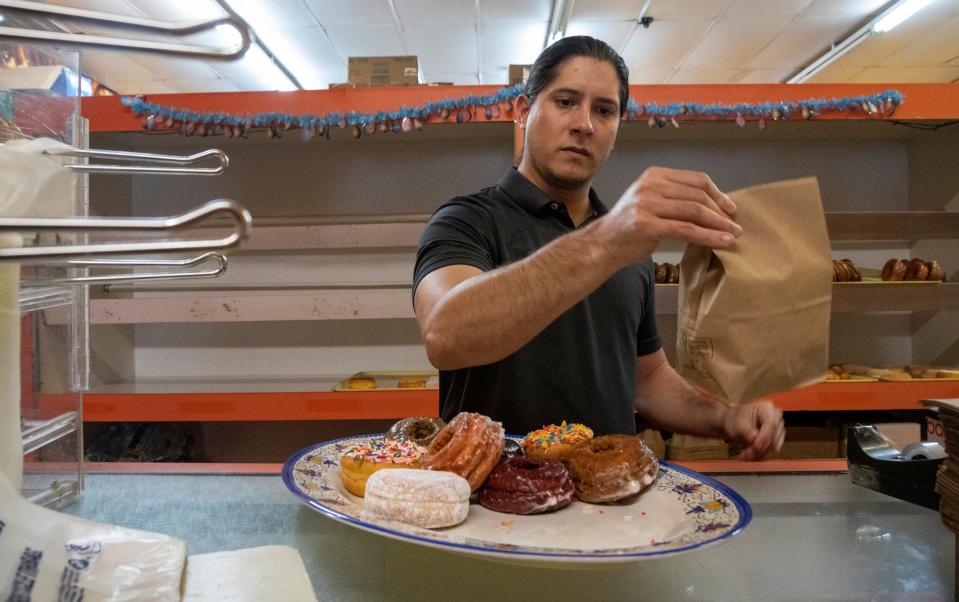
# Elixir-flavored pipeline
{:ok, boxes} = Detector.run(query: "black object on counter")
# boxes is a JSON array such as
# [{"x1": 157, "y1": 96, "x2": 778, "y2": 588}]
[{"x1": 847, "y1": 424, "x2": 941, "y2": 511}]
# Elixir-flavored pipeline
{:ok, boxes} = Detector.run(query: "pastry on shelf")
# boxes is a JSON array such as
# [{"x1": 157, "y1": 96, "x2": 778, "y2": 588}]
[
  {"x1": 881, "y1": 257, "x2": 946, "y2": 282},
  {"x1": 832, "y1": 259, "x2": 862, "y2": 282},
  {"x1": 653, "y1": 262, "x2": 680, "y2": 284},
  {"x1": 346, "y1": 375, "x2": 377, "y2": 390}
]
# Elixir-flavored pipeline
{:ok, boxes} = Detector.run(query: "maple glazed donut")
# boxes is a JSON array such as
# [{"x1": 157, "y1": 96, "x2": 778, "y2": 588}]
[
  {"x1": 479, "y1": 456, "x2": 574, "y2": 515},
  {"x1": 340, "y1": 439, "x2": 424, "y2": 497},
  {"x1": 565, "y1": 435, "x2": 660, "y2": 503},
  {"x1": 422, "y1": 412, "x2": 505, "y2": 491},
  {"x1": 521, "y1": 422, "x2": 593, "y2": 462},
  {"x1": 386, "y1": 417, "x2": 447, "y2": 447}
]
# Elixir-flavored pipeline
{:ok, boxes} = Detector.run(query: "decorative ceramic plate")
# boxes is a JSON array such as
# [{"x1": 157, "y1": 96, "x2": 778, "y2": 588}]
[{"x1": 282, "y1": 434, "x2": 752, "y2": 567}]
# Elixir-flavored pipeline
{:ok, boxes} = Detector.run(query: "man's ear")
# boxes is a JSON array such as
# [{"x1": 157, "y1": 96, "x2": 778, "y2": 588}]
[{"x1": 515, "y1": 94, "x2": 532, "y2": 130}]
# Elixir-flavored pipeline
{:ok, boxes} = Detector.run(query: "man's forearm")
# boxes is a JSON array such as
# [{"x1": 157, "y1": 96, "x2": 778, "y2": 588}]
[
  {"x1": 635, "y1": 361, "x2": 727, "y2": 438},
  {"x1": 422, "y1": 220, "x2": 624, "y2": 369}
]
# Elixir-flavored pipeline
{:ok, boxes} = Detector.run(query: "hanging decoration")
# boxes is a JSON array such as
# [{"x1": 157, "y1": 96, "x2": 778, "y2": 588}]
[{"x1": 122, "y1": 87, "x2": 904, "y2": 139}]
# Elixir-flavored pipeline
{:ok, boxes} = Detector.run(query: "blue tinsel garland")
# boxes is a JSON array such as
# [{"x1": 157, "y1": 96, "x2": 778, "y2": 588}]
[{"x1": 121, "y1": 85, "x2": 904, "y2": 138}]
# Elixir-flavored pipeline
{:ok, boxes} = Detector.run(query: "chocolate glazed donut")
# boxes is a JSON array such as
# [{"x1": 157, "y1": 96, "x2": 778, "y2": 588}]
[
  {"x1": 386, "y1": 417, "x2": 447, "y2": 447},
  {"x1": 479, "y1": 456, "x2": 574, "y2": 515}
]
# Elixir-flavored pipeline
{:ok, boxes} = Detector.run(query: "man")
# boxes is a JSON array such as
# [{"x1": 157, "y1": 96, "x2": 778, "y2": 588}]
[{"x1": 413, "y1": 36, "x2": 784, "y2": 460}]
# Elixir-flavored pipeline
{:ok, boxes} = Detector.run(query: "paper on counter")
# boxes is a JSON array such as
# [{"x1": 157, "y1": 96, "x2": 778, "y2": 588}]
[
  {"x1": 182, "y1": 545, "x2": 317, "y2": 602},
  {"x1": 0, "y1": 233, "x2": 22, "y2": 490}
]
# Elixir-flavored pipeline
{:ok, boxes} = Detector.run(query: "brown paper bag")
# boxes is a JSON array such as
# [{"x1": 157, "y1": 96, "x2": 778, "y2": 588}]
[{"x1": 677, "y1": 177, "x2": 832, "y2": 405}]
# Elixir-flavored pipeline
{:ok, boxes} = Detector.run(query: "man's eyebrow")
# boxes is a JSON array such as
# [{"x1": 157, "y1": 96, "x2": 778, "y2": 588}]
[{"x1": 549, "y1": 87, "x2": 618, "y2": 107}]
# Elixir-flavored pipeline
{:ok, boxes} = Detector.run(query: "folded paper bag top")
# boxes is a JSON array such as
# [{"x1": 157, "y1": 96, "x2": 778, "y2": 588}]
[{"x1": 677, "y1": 177, "x2": 833, "y2": 405}]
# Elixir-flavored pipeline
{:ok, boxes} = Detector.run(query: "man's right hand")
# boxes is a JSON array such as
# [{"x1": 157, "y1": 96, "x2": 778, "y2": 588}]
[{"x1": 596, "y1": 167, "x2": 743, "y2": 266}]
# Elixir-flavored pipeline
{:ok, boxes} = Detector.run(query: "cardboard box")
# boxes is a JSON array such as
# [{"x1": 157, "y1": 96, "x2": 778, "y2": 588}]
[
  {"x1": 348, "y1": 56, "x2": 418, "y2": 87},
  {"x1": 773, "y1": 425, "x2": 840, "y2": 459},
  {"x1": 508, "y1": 64, "x2": 532, "y2": 85}
]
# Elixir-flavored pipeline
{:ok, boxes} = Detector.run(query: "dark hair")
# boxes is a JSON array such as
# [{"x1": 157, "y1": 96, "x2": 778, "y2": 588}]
[{"x1": 524, "y1": 36, "x2": 629, "y2": 116}]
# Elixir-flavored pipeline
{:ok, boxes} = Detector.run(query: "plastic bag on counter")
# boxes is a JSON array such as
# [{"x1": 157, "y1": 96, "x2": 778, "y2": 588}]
[{"x1": 0, "y1": 472, "x2": 186, "y2": 601}]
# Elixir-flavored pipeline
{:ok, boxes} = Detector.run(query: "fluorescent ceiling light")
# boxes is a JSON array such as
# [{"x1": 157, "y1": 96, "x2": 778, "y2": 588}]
[
  {"x1": 221, "y1": 0, "x2": 325, "y2": 89},
  {"x1": 787, "y1": 0, "x2": 939, "y2": 83},
  {"x1": 243, "y1": 45, "x2": 297, "y2": 91},
  {"x1": 872, "y1": 0, "x2": 936, "y2": 33}
]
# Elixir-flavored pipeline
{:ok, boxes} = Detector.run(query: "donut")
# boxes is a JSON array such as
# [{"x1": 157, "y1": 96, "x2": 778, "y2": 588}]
[
  {"x1": 881, "y1": 259, "x2": 906, "y2": 281},
  {"x1": 840, "y1": 259, "x2": 861, "y2": 282},
  {"x1": 927, "y1": 260, "x2": 944, "y2": 282},
  {"x1": 521, "y1": 422, "x2": 593, "y2": 462},
  {"x1": 386, "y1": 417, "x2": 447, "y2": 447},
  {"x1": 905, "y1": 258, "x2": 930, "y2": 281},
  {"x1": 340, "y1": 439, "x2": 424, "y2": 497},
  {"x1": 666, "y1": 263, "x2": 680, "y2": 284},
  {"x1": 654, "y1": 263, "x2": 667, "y2": 284},
  {"x1": 479, "y1": 456, "x2": 574, "y2": 515},
  {"x1": 347, "y1": 376, "x2": 377, "y2": 390},
  {"x1": 364, "y1": 468, "x2": 470, "y2": 528},
  {"x1": 397, "y1": 376, "x2": 426, "y2": 388},
  {"x1": 422, "y1": 412, "x2": 505, "y2": 491},
  {"x1": 565, "y1": 435, "x2": 660, "y2": 503}
]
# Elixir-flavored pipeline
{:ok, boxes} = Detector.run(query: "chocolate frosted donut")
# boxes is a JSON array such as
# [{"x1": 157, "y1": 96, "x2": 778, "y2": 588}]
[
  {"x1": 565, "y1": 435, "x2": 660, "y2": 503},
  {"x1": 386, "y1": 417, "x2": 447, "y2": 447},
  {"x1": 479, "y1": 456, "x2": 574, "y2": 515}
]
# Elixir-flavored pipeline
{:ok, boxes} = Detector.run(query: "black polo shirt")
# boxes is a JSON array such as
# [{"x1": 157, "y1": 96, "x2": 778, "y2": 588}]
[{"x1": 413, "y1": 168, "x2": 661, "y2": 436}]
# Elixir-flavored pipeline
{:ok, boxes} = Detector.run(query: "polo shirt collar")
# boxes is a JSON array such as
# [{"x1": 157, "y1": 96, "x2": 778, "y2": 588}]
[{"x1": 497, "y1": 167, "x2": 608, "y2": 217}]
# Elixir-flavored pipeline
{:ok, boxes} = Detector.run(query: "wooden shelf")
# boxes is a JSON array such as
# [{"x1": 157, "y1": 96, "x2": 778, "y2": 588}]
[
  {"x1": 826, "y1": 212, "x2": 959, "y2": 241},
  {"x1": 831, "y1": 282, "x2": 959, "y2": 312},
  {"x1": 71, "y1": 379, "x2": 957, "y2": 423},
  {"x1": 82, "y1": 83, "x2": 959, "y2": 134}
]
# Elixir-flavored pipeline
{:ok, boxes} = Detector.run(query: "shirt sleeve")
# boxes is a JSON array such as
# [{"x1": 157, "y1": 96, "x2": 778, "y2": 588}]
[
  {"x1": 636, "y1": 259, "x2": 663, "y2": 356},
  {"x1": 412, "y1": 198, "x2": 496, "y2": 299}
]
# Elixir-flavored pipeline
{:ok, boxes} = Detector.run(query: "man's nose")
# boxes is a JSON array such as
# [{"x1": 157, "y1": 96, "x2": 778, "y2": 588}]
[{"x1": 571, "y1": 105, "x2": 594, "y2": 136}]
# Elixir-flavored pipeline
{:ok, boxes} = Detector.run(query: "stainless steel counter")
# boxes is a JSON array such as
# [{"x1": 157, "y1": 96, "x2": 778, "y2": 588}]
[{"x1": 64, "y1": 472, "x2": 953, "y2": 601}]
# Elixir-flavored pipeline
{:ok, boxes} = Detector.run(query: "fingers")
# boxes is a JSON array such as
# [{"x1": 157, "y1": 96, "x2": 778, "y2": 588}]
[
  {"x1": 660, "y1": 168, "x2": 737, "y2": 216},
  {"x1": 652, "y1": 217, "x2": 737, "y2": 249},
  {"x1": 733, "y1": 402, "x2": 785, "y2": 461},
  {"x1": 650, "y1": 192, "x2": 742, "y2": 237}
]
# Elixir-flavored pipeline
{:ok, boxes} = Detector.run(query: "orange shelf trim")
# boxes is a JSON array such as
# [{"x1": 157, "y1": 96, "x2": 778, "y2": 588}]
[{"x1": 82, "y1": 83, "x2": 959, "y2": 133}]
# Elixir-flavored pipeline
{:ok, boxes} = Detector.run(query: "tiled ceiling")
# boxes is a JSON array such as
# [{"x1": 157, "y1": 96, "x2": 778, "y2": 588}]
[{"x1": 16, "y1": 0, "x2": 959, "y2": 92}]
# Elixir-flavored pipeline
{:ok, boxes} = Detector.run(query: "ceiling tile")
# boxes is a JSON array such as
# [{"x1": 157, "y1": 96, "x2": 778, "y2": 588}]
[
  {"x1": 481, "y1": 0, "x2": 552, "y2": 21},
  {"x1": 482, "y1": 22, "x2": 549, "y2": 71},
  {"x1": 565, "y1": 21, "x2": 635, "y2": 49},
  {"x1": 325, "y1": 25, "x2": 406, "y2": 58},
  {"x1": 252, "y1": 27, "x2": 344, "y2": 89},
  {"x1": 156, "y1": 78, "x2": 239, "y2": 93},
  {"x1": 627, "y1": 67, "x2": 675, "y2": 84},
  {"x1": 482, "y1": 68, "x2": 509, "y2": 85},
  {"x1": 725, "y1": 0, "x2": 813, "y2": 19},
  {"x1": 846, "y1": 65, "x2": 959, "y2": 83},
  {"x1": 126, "y1": 0, "x2": 223, "y2": 19},
  {"x1": 125, "y1": 55, "x2": 219, "y2": 81},
  {"x1": 735, "y1": 67, "x2": 796, "y2": 82},
  {"x1": 667, "y1": 68, "x2": 739, "y2": 83},
  {"x1": 109, "y1": 80, "x2": 175, "y2": 94},
  {"x1": 571, "y1": 0, "x2": 646, "y2": 21},
  {"x1": 801, "y1": 0, "x2": 887, "y2": 18},
  {"x1": 621, "y1": 19, "x2": 713, "y2": 69},
  {"x1": 78, "y1": 49, "x2": 156, "y2": 85},
  {"x1": 394, "y1": 0, "x2": 474, "y2": 23},
  {"x1": 681, "y1": 18, "x2": 790, "y2": 69},
  {"x1": 49, "y1": 0, "x2": 141, "y2": 16},
  {"x1": 646, "y1": 0, "x2": 733, "y2": 20},
  {"x1": 881, "y1": 14, "x2": 959, "y2": 67},
  {"x1": 303, "y1": 0, "x2": 396, "y2": 26},
  {"x1": 805, "y1": 66, "x2": 865, "y2": 82},
  {"x1": 748, "y1": 15, "x2": 862, "y2": 69},
  {"x1": 226, "y1": 0, "x2": 319, "y2": 28},
  {"x1": 405, "y1": 23, "x2": 477, "y2": 74},
  {"x1": 206, "y1": 45, "x2": 298, "y2": 91}
]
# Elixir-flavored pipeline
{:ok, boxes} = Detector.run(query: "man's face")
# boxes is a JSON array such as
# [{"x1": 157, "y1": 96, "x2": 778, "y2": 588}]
[{"x1": 518, "y1": 56, "x2": 622, "y2": 190}]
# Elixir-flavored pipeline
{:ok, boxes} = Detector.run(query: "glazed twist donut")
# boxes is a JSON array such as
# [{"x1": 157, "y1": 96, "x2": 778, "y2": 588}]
[
  {"x1": 422, "y1": 412, "x2": 504, "y2": 491},
  {"x1": 905, "y1": 258, "x2": 930, "y2": 281},
  {"x1": 565, "y1": 435, "x2": 660, "y2": 503},
  {"x1": 479, "y1": 457, "x2": 574, "y2": 515}
]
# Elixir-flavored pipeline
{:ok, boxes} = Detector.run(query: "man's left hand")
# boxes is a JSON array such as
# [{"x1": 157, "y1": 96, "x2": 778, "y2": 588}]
[{"x1": 721, "y1": 400, "x2": 785, "y2": 460}]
